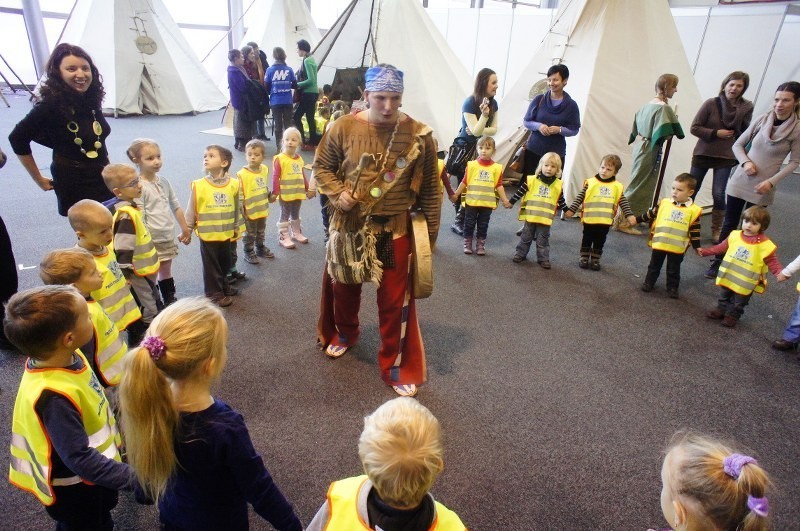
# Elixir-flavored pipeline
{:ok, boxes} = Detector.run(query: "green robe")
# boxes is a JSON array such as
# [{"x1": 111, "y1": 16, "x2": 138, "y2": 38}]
[{"x1": 625, "y1": 102, "x2": 684, "y2": 214}]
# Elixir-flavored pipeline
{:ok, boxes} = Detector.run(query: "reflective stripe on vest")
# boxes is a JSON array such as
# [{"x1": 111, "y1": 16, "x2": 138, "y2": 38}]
[
  {"x1": 9, "y1": 352, "x2": 122, "y2": 506},
  {"x1": 237, "y1": 166, "x2": 270, "y2": 220},
  {"x1": 114, "y1": 205, "x2": 160, "y2": 276},
  {"x1": 519, "y1": 174, "x2": 562, "y2": 226},
  {"x1": 90, "y1": 246, "x2": 141, "y2": 331},
  {"x1": 87, "y1": 301, "x2": 128, "y2": 387},
  {"x1": 581, "y1": 178, "x2": 622, "y2": 225},
  {"x1": 274, "y1": 153, "x2": 306, "y2": 201},
  {"x1": 649, "y1": 199, "x2": 702, "y2": 254},
  {"x1": 324, "y1": 475, "x2": 465, "y2": 530},
  {"x1": 464, "y1": 160, "x2": 502, "y2": 209},
  {"x1": 193, "y1": 177, "x2": 240, "y2": 241},
  {"x1": 717, "y1": 230, "x2": 776, "y2": 296}
]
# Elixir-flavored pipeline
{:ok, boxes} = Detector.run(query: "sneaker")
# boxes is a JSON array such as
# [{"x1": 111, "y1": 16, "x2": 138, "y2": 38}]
[
  {"x1": 721, "y1": 316, "x2": 738, "y2": 328},
  {"x1": 392, "y1": 383, "x2": 418, "y2": 397},
  {"x1": 706, "y1": 308, "x2": 724, "y2": 320},
  {"x1": 666, "y1": 288, "x2": 679, "y2": 299},
  {"x1": 538, "y1": 261, "x2": 551, "y2": 269},
  {"x1": 227, "y1": 270, "x2": 247, "y2": 284},
  {"x1": 224, "y1": 286, "x2": 239, "y2": 296},
  {"x1": 211, "y1": 295, "x2": 233, "y2": 308},
  {"x1": 579, "y1": 257, "x2": 589, "y2": 269},
  {"x1": 450, "y1": 222, "x2": 464, "y2": 236},
  {"x1": 512, "y1": 255, "x2": 525, "y2": 263},
  {"x1": 515, "y1": 226, "x2": 524, "y2": 236},
  {"x1": 590, "y1": 260, "x2": 601, "y2": 271},
  {"x1": 244, "y1": 251, "x2": 260, "y2": 264},
  {"x1": 704, "y1": 262, "x2": 720, "y2": 279},
  {"x1": 256, "y1": 246, "x2": 275, "y2": 259},
  {"x1": 325, "y1": 344, "x2": 348, "y2": 359},
  {"x1": 772, "y1": 339, "x2": 799, "y2": 351},
  {"x1": 641, "y1": 282, "x2": 654, "y2": 293}
]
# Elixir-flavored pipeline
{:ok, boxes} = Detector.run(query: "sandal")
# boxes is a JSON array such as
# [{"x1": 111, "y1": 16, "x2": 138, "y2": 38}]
[
  {"x1": 391, "y1": 384, "x2": 418, "y2": 397},
  {"x1": 325, "y1": 344, "x2": 349, "y2": 359}
]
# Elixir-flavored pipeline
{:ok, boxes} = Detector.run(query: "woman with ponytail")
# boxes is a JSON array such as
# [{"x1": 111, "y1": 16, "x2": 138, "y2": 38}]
[{"x1": 119, "y1": 297, "x2": 302, "y2": 530}]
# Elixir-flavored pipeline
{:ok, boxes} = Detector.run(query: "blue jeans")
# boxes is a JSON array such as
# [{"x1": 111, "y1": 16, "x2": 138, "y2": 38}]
[
  {"x1": 689, "y1": 165, "x2": 732, "y2": 211},
  {"x1": 783, "y1": 295, "x2": 800, "y2": 342},
  {"x1": 463, "y1": 206, "x2": 492, "y2": 239}
]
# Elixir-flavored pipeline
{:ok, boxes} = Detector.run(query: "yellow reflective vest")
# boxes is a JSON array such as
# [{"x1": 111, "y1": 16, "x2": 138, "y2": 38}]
[
  {"x1": 464, "y1": 160, "x2": 503, "y2": 209},
  {"x1": 321, "y1": 475, "x2": 466, "y2": 530},
  {"x1": 192, "y1": 176, "x2": 242, "y2": 242},
  {"x1": 85, "y1": 299, "x2": 128, "y2": 387},
  {"x1": 274, "y1": 153, "x2": 307, "y2": 202},
  {"x1": 237, "y1": 165, "x2": 270, "y2": 220},
  {"x1": 9, "y1": 352, "x2": 122, "y2": 506},
  {"x1": 718, "y1": 230, "x2": 776, "y2": 296},
  {"x1": 519, "y1": 174, "x2": 563, "y2": 226},
  {"x1": 648, "y1": 198, "x2": 702, "y2": 254},
  {"x1": 89, "y1": 245, "x2": 141, "y2": 331},
  {"x1": 113, "y1": 204, "x2": 160, "y2": 276},
  {"x1": 581, "y1": 177, "x2": 623, "y2": 225}
]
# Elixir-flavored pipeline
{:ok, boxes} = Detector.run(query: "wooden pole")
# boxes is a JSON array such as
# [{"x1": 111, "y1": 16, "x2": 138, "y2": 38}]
[{"x1": 651, "y1": 136, "x2": 673, "y2": 210}]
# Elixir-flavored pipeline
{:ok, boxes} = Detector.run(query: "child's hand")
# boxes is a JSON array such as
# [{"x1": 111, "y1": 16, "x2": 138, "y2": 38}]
[
  {"x1": 179, "y1": 228, "x2": 192, "y2": 245},
  {"x1": 306, "y1": 190, "x2": 316, "y2": 199},
  {"x1": 697, "y1": 248, "x2": 707, "y2": 257},
  {"x1": 695, "y1": 248, "x2": 703, "y2": 257},
  {"x1": 777, "y1": 273, "x2": 789, "y2": 282},
  {"x1": 626, "y1": 215, "x2": 637, "y2": 226},
  {"x1": 503, "y1": 200, "x2": 511, "y2": 209},
  {"x1": 564, "y1": 210, "x2": 574, "y2": 218},
  {"x1": 268, "y1": 193, "x2": 277, "y2": 203},
  {"x1": 449, "y1": 194, "x2": 459, "y2": 204}
]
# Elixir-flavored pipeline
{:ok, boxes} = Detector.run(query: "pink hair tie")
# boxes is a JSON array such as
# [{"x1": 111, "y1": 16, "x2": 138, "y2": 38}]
[
  {"x1": 142, "y1": 335, "x2": 167, "y2": 361},
  {"x1": 723, "y1": 453, "x2": 757, "y2": 479}
]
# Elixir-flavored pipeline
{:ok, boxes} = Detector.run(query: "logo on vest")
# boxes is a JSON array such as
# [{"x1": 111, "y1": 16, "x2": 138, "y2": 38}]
[
  {"x1": 669, "y1": 210, "x2": 685, "y2": 223},
  {"x1": 87, "y1": 370, "x2": 107, "y2": 413},
  {"x1": 477, "y1": 169, "x2": 492, "y2": 182},
  {"x1": 291, "y1": 163, "x2": 301, "y2": 174},
  {"x1": 213, "y1": 192, "x2": 230, "y2": 206},
  {"x1": 732, "y1": 246, "x2": 751, "y2": 263},
  {"x1": 537, "y1": 184, "x2": 551, "y2": 198},
  {"x1": 256, "y1": 177, "x2": 266, "y2": 188},
  {"x1": 107, "y1": 260, "x2": 123, "y2": 281},
  {"x1": 598, "y1": 186, "x2": 613, "y2": 197}
]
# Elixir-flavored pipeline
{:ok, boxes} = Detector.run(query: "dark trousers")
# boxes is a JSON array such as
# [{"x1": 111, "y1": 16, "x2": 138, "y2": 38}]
[
  {"x1": 717, "y1": 286, "x2": 752, "y2": 319},
  {"x1": 293, "y1": 92, "x2": 319, "y2": 145},
  {"x1": 645, "y1": 249, "x2": 685, "y2": 290},
  {"x1": 463, "y1": 206, "x2": 492, "y2": 239},
  {"x1": 320, "y1": 194, "x2": 330, "y2": 231},
  {"x1": 522, "y1": 149, "x2": 565, "y2": 181},
  {"x1": 45, "y1": 483, "x2": 118, "y2": 530},
  {"x1": 272, "y1": 104, "x2": 293, "y2": 150},
  {"x1": 580, "y1": 223, "x2": 610, "y2": 256},
  {"x1": 712, "y1": 195, "x2": 759, "y2": 267},
  {"x1": 200, "y1": 240, "x2": 232, "y2": 298},
  {"x1": 689, "y1": 165, "x2": 732, "y2": 211},
  {"x1": 0, "y1": 215, "x2": 18, "y2": 349}
]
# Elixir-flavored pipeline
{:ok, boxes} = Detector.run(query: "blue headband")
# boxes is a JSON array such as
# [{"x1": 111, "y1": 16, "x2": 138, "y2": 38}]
[{"x1": 365, "y1": 66, "x2": 404, "y2": 93}]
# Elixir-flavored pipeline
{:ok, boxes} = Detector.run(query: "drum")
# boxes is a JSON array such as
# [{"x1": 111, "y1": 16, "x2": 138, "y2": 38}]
[{"x1": 409, "y1": 211, "x2": 433, "y2": 299}]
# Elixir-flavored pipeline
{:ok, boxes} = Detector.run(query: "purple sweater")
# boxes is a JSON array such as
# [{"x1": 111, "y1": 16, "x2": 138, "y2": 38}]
[
  {"x1": 227, "y1": 65, "x2": 250, "y2": 111},
  {"x1": 523, "y1": 91, "x2": 581, "y2": 157}
]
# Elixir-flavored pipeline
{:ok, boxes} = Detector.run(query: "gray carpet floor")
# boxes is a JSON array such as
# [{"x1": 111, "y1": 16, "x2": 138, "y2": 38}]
[{"x1": 1, "y1": 91, "x2": 799, "y2": 529}]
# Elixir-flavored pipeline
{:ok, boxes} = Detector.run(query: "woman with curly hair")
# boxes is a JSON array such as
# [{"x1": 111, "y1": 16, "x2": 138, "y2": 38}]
[{"x1": 9, "y1": 43, "x2": 113, "y2": 216}]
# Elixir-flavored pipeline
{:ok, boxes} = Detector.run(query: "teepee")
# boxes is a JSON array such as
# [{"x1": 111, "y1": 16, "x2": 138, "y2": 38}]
[
  {"x1": 496, "y1": 0, "x2": 709, "y2": 207},
  {"x1": 310, "y1": 0, "x2": 472, "y2": 147},
  {"x1": 241, "y1": 0, "x2": 321, "y2": 71},
  {"x1": 55, "y1": 0, "x2": 227, "y2": 115}
]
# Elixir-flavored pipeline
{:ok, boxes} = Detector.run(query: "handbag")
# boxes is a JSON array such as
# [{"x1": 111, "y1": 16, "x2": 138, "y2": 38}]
[
  {"x1": 444, "y1": 136, "x2": 477, "y2": 177},
  {"x1": 326, "y1": 224, "x2": 383, "y2": 286}
]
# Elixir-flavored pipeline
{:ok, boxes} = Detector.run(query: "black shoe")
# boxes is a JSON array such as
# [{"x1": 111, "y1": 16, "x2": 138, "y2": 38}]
[
  {"x1": 772, "y1": 339, "x2": 799, "y2": 351},
  {"x1": 590, "y1": 260, "x2": 601, "y2": 271},
  {"x1": 256, "y1": 246, "x2": 275, "y2": 259},
  {"x1": 512, "y1": 255, "x2": 524, "y2": 263},
  {"x1": 227, "y1": 270, "x2": 247, "y2": 284},
  {"x1": 704, "y1": 262, "x2": 720, "y2": 279},
  {"x1": 666, "y1": 288, "x2": 679, "y2": 299},
  {"x1": 641, "y1": 282, "x2": 654, "y2": 293},
  {"x1": 450, "y1": 222, "x2": 463, "y2": 236},
  {"x1": 224, "y1": 285, "x2": 239, "y2": 296},
  {"x1": 579, "y1": 257, "x2": 589, "y2": 269}
]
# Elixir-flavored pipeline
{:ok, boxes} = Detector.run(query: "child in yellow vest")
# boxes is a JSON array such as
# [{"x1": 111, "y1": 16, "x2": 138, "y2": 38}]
[
  {"x1": 39, "y1": 248, "x2": 128, "y2": 387},
  {"x1": 102, "y1": 163, "x2": 162, "y2": 344},
  {"x1": 126, "y1": 139, "x2": 192, "y2": 306},
  {"x1": 449, "y1": 136, "x2": 511, "y2": 255},
  {"x1": 272, "y1": 127, "x2": 313, "y2": 249},
  {"x1": 236, "y1": 139, "x2": 276, "y2": 264},
  {"x1": 654, "y1": 431, "x2": 771, "y2": 531},
  {"x1": 565, "y1": 154, "x2": 637, "y2": 270},
  {"x1": 508, "y1": 151, "x2": 567, "y2": 268},
  {"x1": 772, "y1": 252, "x2": 800, "y2": 351},
  {"x1": 67, "y1": 199, "x2": 143, "y2": 341},
  {"x1": 5, "y1": 285, "x2": 133, "y2": 529},
  {"x1": 699, "y1": 206, "x2": 785, "y2": 327},
  {"x1": 307, "y1": 397, "x2": 466, "y2": 530},
  {"x1": 636, "y1": 173, "x2": 702, "y2": 299},
  {"x1": 184, "y1": 145, "x2": 243, "y2": 308}
]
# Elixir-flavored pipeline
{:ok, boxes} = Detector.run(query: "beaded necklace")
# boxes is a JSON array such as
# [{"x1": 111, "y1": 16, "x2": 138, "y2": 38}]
[{"x1": 67, "y1": 110, "x2": 103, "y2": 159}]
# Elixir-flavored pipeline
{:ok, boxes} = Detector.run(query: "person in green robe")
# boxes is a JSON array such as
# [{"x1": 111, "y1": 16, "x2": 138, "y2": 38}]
[{"x1": 617, "y1": 74, "x2": 685, "y2": 234}]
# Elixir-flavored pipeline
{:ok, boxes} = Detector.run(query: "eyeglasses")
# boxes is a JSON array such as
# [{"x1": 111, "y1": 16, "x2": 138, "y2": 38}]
[{"x1": 119, "y1": 177, "x2": 141, "y2": 188}]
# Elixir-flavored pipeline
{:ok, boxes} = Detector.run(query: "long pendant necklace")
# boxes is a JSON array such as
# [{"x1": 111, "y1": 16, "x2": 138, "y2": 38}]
[
  {"x1": 67, "y1": 110, "x2": 103, "y2": 159},
  {"x1": 365, "y1": 116, "x2": 401, "y2": 199}
]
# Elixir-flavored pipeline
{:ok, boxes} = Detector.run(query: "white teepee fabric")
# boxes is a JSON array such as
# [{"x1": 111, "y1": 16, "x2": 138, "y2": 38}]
[
  {"x1": 496, "y1": 0, "x2": 709, "y2": 207},
  {"x1": 240, "y1": 0, "x2": 321, "y2": 71},
  {"x1": 57, "y1": 0, "x2": 227, "y2": 115},
  {"x1": 311, "y1": 0, "x2": 472, "y2": 147}
]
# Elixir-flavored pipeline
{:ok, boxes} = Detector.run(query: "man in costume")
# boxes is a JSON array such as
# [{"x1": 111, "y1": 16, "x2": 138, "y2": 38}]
[{"x1": 313, "y1": 65, "x2": 441, "y2": 397}]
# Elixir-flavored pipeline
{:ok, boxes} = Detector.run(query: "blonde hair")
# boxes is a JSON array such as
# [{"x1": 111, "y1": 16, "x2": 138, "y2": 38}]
[
  {"x1": 656, "y1": 73, "x2": 679, "y2": 98},
  {"x1": 358, "y1": 397, "x2": 444, "y2": 508},
  {"x1": 245, "y1": 139, "x2": 267, "y2": 155},
  {"x1": 126, "y1": 138, "x2": 160, "y2": 164},
  {"x1": 665, "y1": 432, "x2": 771, "y2": 531},
  {"x1": 601, "y1": 154, "x2": 623, "y2": 172},
  {"x1": 281, "y1": 127, "x2": 302, "y2": 150},
  {"x1": 67, "y1": 199, "x2": 112, "y2": 233},
  {"x1": 534, "y1": 152, "x2": 563, "y2": 178},
  {"x1": 119, "y1": 297, "x2": 228, "y2": 501},
  {"x1": 101, "y1": 163, "x2": 137, "y2": 191},
  {"x1": 39, "y1": 247, "x2": 96, "y2": 285}
]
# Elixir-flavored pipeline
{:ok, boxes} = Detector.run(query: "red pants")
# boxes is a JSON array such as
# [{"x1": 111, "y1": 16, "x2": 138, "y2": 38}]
[{"x1": 318, "y1": 234, "x2": 427, "y2": 386}]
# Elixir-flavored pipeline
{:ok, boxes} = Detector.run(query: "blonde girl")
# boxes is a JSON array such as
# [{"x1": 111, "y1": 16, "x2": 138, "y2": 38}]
[
  {"x1": 655, "y1": 432, "x2": 770, "y2": 531},
  {"x1": 126, "y1": 139, "x2": 191, "y2": 305},
  {"x1": 119, "y1": 298, "x2": 302, "y2": 530},
  {"x1": 272, "y1": 127, "x2": 313, "y2": 248},
  {"x1": 509, "y1": 151, "x2": 566, "y2": 267}
]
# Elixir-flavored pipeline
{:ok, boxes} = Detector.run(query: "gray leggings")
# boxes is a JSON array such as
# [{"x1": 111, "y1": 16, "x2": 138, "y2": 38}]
[{"x1": 279, "y1": 199, "x2": 302, "y2": 222}]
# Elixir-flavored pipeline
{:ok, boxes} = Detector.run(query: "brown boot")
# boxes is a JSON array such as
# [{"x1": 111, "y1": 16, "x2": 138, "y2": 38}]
[
  {"x1": 476, "y1": 239, "x2": 486, "y2": 256},
  {"x1": 710, "y1": 209, "x2": 724, "y2": 242},
  {"x1": 463, "y1": 238, "x2": 473, "y2": 255},
  {"x1": 721, "y1": 315, "x2": 738, "y2": 328},
  {"x1": 706, "y1": 308, "x2": 724, "y2": 320}
]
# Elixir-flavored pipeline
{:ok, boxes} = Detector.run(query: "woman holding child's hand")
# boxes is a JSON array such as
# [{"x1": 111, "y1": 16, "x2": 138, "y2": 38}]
[{"x1": 9, "y1": 43, "x2": 113, "y2": 216}]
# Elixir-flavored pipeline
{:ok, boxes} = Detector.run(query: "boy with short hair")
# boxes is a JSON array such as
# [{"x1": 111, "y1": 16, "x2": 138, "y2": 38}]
[
  {"x1": 102, "y1": 163, "x2": 163, "y2": 337},
  {"x1": 699, "y1": 206, "x2": 785, "y2": 328},
  {"x1": 39, "y1": 247, "x2": 128, "y2": 387},
  {"x1": 637, "y1": 173, "x2": 703, "y2": 298},
  {"x1": 4, "y1": 285, "x2": 133, "y2": 528},
  {"x1": 236, "y1": 139, "x2": 276, "y2": 264},
  {"x1": 307, "y1": 397, "x2": 466, "y2": 530},
  {"x1": 565, "y1": 154, "x2": 637, "y2": 270},
  {"x1": 67, "y1": 199, "x2": 143, "y2": 340}
]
